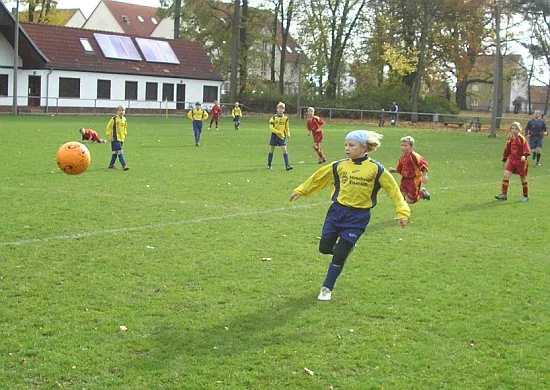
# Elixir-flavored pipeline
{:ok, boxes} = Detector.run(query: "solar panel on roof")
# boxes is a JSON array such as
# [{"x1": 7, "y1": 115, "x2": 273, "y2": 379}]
[
  {"x1": 135, "y1": 38, "x2": 180, "y2": 64},
  {"x1": 94, "y1": 33, "x2": 141, "y2": 61}
]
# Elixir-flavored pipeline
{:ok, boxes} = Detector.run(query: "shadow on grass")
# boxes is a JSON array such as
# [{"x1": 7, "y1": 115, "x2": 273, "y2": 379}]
[
  {"x1": 147, "y1": 294, "x2": 314, "y2": 364},
  {"x1": 457, "y1": 199, "x2": 519, "y2": 213}
]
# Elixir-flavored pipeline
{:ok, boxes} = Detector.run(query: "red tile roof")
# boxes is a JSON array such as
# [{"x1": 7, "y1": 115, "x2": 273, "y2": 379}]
[
  {"x1": 20, "y1": 22, "x2": 223, "y2": 81},
  {"x1": 530, "y1": 86, "x2": 549, "y2": 103},
  {"x1": 103, "y1": 0, "x2": 162, "y2": 37}
]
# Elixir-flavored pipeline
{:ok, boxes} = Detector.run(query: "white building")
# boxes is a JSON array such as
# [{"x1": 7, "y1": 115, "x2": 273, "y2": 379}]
[{"x1": 0, "y1": 1, "x2": 223, "y2": 113}]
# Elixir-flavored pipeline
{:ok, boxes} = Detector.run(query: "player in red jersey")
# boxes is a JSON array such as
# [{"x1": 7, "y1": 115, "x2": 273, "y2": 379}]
[
  {"x1": 79, "y1": 128, "x2": 106, "y2": 143},
  {"x1": 495, "y1": 122, "x2": 531, "y2": 202},
  {"x1": 389, "y1": 136, "x2": 430, "y2": 203},
  {"x1": 209, "y1": 100, "x2": 222, "y2": 130},
  {"x1": 306, "y1": 107, "x2": 327, "y2": 164}
]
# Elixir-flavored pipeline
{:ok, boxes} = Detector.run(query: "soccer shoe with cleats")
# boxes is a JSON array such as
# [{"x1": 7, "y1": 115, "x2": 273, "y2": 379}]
[
  {"x1": 123, "y1": 165, "x2": 129, "y2": 171},
  {"x1": 317, "y1": 286, "x2": 332, "y2": 301},
  {"x1": 420, "y1": 187, "x2": 431, "y2": 200},
  {"x1": 495, "y1": 193, "x2": 508, "y2": 200},
  {"x1": 286, "y1": 166, "x2": 294, "y2": 171},
  {"x1": 520, "y1": 196, "x2": 529, "y2": 202},
  {"x1": 536, "y1": 162, "x2": 541, "y2": 167}
]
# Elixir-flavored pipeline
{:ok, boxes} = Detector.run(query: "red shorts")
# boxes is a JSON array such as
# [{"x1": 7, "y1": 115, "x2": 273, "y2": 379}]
[
  {"x1": 312, "y1": 131, "x2": 323, "y2": 144},
  {"x1": 506, "y1": 159, "x2": 528, "y2": 176},
  {"x1": 211, "y1": 114, "x2": 220, "y2": 121},
  {"x1": 400, "y1": 177, "x2": 422, "y2": 203}
]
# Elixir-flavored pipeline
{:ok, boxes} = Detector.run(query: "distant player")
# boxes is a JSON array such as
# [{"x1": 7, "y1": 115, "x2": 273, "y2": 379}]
[
  {"x1": 209, "y1": 100, "x2": 222, "y2": 130},
  {"x1": 495, "y1": 121, "x2": 531, "y2": 202},
  {"x1": 187, "y1": 102, "x2": 209, "y2": 146},
  {"x1": 231, "y1": 102, "x2": 242, "y2": 130},
  {"x1": 390, "y1": 102, "x2": 398, "y2": 126},
  {"x1": 389, "y1": 136, "x2": 430, "y2": 203},
  {"x1": 106, "y1": 105, "x2": 129, "y2": 170},
  {"x1": 525, "y1": 110, "x2": 547, "y2": 166},
  {"x1": 79, "y1": 128, "x2": 105, "y2": 143},
  {"x1": 267, "y1": 102, "x2": 293, "y2": 171},
  {"x1": 306, "y1": 107, "x2": 327, "y2": 164}
]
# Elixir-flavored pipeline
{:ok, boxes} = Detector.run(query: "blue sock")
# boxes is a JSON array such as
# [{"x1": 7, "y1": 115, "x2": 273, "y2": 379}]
[
  {"x1": 118, "y1": 154, "x2": 127, "y2": 166},
  {"x1": 267, "y1": 152, "x2": 273, "y2": 167},
  {"x1": 109, "y1": 154, "x2": 117, "y2": 166},
  {"x1": 283, "y1": 153, "x2": 290, "y2": 167},
  {"x1": 323, "y1": 263, "x2": 343, "y2": 290}
]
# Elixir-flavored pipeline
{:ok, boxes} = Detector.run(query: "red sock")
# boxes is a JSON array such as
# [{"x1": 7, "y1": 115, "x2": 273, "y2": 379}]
[
  {"x1": 501, "y1": 179, "x2": 509, "y2": 194},
  {"x1": 522, "y1": 181, "x2": 528, "y2": 197}
]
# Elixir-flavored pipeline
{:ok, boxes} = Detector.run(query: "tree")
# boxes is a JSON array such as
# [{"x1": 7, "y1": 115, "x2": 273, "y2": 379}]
[
  {"x1": 277, "y1": 0, "x2": 297, "y2": 94},
  {"x1": 299, "y1": 0, "x2": 367, "y2": 99}
]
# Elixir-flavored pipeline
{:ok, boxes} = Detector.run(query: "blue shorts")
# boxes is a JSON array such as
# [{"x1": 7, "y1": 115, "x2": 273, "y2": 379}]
[
  {"x1": 321, "y1": 202, "x2": 371, "y2": 245},
  {"x1": 529, "y1": 135, "x2": 543, "y2": 149},
  {"x1": 233, "y1": 116, "x2": 240, "y2": 122},
  {"x1": 111, "y1": 141, "x2": 123, "y2": 151},
  {"x1": 269, "y1": 133, "x2": 287, "y2": 146}
]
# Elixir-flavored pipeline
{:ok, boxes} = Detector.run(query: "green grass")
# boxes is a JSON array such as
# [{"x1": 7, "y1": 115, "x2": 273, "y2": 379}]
[{"x1": 0, "y1": 114, "x2": 549, "y2": 389}]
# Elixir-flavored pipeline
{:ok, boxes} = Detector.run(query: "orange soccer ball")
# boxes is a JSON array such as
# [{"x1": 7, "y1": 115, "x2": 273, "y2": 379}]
[{"x1": 56, "y1": 141, "x2": 91, "y2": 175}]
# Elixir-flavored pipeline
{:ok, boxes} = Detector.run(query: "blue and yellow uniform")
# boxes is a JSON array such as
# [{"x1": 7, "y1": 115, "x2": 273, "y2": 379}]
[
  {"x1": 269, "y1": 114, "x2": 290, "y2": 146},
  {"x1": 231, "y1": 105, "x2": 242, "y2": 129},
  {"x1": 294, "y1": 156, "x2": 410, "y2": 241},
  {"x1": 188, "y1": 106, "x2": 208, "y2": 146},
  {"x1": 105, "y1": 107, "x2": 129, "y2": 169}
]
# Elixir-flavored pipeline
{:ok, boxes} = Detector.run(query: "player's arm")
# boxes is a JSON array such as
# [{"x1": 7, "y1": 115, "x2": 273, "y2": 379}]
[
  {"x1": 291, "y1": 164, "x2": 334, "y2": 200},
  {"x1": 285, "y1": 117, "x2": 290, "y2": 137},
  {"x1": 379, "y1": 169, "x2": 411, "y2": 224},
  {"x1": 187, "y1": 110, "x2": 193, "y2": 120}
]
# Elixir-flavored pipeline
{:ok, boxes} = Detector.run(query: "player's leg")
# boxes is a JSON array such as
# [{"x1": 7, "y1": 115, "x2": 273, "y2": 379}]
[
  {"x1": 281, "y1": 145, "x2": 292, "y2": 170},
  {"x1": 267, "y1": 143, "x2": 276, "y2": 169},
  {"x1": 496, "y1": 170, "x2": 512, "y2": 200}
]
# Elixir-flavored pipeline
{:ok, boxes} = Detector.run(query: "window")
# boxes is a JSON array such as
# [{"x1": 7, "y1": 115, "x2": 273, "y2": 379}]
[
  {"x1": 59, "y1": 77, "x2": 80, "y2": 98},
  {"x1": 146, "y1": 82, "x2": 158, "y2": 101},
  {"x1": 0, "y1": 74, "x2": 8, "y2": 96},
  {"x1": 135, "y1": 38, "x2": 179, "y2": 64},
  {"x1": 125, "y1": 81, "x2": 138, "y2": 100},
  {"x1": 203, "y1": 85, "x2": 218, "y2": 103},
  {"x1": 261, "y1": 62, "x2": 267, "y2": 78},
  {"x1": 162, "y1": 83, "x2": 174, "y2": 102},
  {"x1": 97, "y1": 79, "x2": 111, "y2": 99},
  {"x1": 151, "y1": 17, "x2": 158, "y2": 25},
  {"x1": 79, "y1": 38, "x2": 94, "y2": 53},
  {"x1": 137, "y1": 15, "x2": 144, "y2": 22},
  {"x1": 94, "y1": 33, "x2": 141, "y2": 61}
]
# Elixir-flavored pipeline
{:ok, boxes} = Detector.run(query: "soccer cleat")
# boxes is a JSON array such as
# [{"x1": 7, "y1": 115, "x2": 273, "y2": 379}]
[
  {"x1": 317, "y1": 286, "x2": 332, "y2": 301},
  {"x1": 123, "y1": 165, "x2": 129, "y2": 171},
  {"x1": 108, "y1": 165, "x2": 116, "y2": 169},
  {"x1": 420, "y1": 187, "x2": 431, "y2": 200},
  {"x1": 520, "y1": 196, "x2": 529, "y2": 202},
  {"x1": 536, "y1": 162, "x2": 541, "y2": 167},
  {"x1": 195, "y1": 143, "x2": 200, "y2": 147},
  {"x1": 495, "y1": 193, "x2": 508, "y2": 200},
  {"x1": 286, "y1": 166, "x2": 294, "y2": 171},
  {"x1": 267, "y1": 165, "x2": 272, "y2": 170}
]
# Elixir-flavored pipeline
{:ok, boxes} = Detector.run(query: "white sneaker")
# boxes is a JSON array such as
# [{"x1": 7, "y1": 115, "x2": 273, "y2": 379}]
[
  {"x1": 317, "y1": 286, "x2": 332, "y2": 301},
  {"x1": 520, "y1": 196, "x2": 529, "y2": 202}
]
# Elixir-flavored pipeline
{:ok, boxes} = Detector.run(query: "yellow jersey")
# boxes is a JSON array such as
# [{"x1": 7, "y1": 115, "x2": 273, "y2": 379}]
[
  {"x1": 293, "y1": 156, "x2": 411, "y2": 218},
  {"x1": 269, "y1": 114, "x2": 290, "y2": 140}
]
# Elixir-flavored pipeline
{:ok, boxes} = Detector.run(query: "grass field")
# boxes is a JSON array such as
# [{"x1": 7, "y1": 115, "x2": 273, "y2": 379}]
[{"x1": 1, "y1": 114, "x2": 549, "y2": 389}]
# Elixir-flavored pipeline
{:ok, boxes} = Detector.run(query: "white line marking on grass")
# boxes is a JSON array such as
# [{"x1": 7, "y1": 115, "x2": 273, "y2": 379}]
[{"x1": 0, "y1": 202, "x2": 327, "y2": 247}]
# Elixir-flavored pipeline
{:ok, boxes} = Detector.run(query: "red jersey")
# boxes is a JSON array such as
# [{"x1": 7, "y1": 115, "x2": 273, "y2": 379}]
[
  {"x1": 210, "y1": 104, "x2": 222, "y2": 119},
  {"x1": 307, "y1": 116, "x2": 325, "y2": 134},
  {"x1": 503, "y1": 134, "x2": 530, "y2": 161},
  {"x1": 396, "y1": 151, "x2": 429, "y2": 179},
  {"x1": 82, "y1": 128, "x2": 102, "y2": 142}
]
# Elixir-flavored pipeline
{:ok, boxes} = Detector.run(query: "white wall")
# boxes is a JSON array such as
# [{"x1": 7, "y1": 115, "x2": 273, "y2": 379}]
[
  {"x1": 82, "y1": 2, "x2": 124, "y2": 33},
  {"x1": 0, "y1": 33, "x2": 24, "y2": 106},
  {"x1": 66, "y1": 11, "x2": 87, "y2": 28},
  {"x1": 150, "y1": 18, "x2": 174, "y2": 39},
  {"x1": 1, "y1": 67, "x2": 222, "y2": 110}
]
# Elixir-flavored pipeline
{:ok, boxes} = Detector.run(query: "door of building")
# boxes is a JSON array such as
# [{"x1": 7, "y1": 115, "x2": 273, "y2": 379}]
[
  {"x1": 28, "y1": 75, "x2": 41, "y2": 107},
  {"x1": 176, "y1": 84, "x2": 186, "y2": 110}
]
